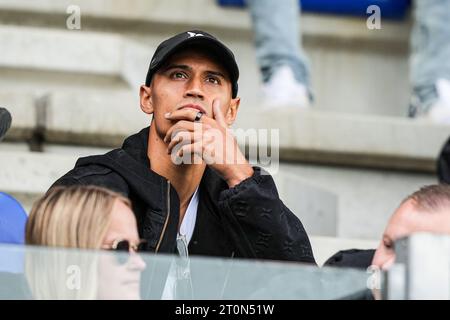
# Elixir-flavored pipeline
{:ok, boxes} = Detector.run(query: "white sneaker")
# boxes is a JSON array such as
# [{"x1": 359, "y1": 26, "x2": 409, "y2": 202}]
[
  {"x1": 425, "y1": 78, "x2": 450, "y2": 124},
  {"x1": 261, "y1": 65, "x2": 311, "y2": 110}
]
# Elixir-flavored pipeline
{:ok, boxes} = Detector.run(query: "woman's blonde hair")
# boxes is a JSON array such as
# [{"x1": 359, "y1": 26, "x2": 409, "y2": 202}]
[
  {"x1": 25, "y1": 185, "x2": 134, "y2": 300},
  {"x1": 26, "y1": 185, "x2": 132, "y2": 249}
]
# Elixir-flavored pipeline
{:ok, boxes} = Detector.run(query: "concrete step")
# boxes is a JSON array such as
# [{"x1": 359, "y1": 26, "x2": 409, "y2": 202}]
[
  {"x1": 0, "y1": 150, "x2": 77, "y2": 211},
  {"x1": 236, "y1": 109, "x2": 450, "y2": 173},
  {"x1": 0, "y1": 1, "x2": 412, "y2": 117},
  {"x1": 0, "y1": 92, "x2": 36, "y2": 141},
  {"x1": 279, "y1": 162, "x2": 436, "y2": 240},
  {"x1": 0, "y1": 0, "x2": 410, "y2": 43},
  {"x1": 0, "y1": 25, "x2": 154, "y2": 93},
  {"x1": 272, "y1": 171, "x2": 337, "y2": 237},
  {"x1": 0, "y1": 25, "x2": 122, "y2": 76},
  {"x1": 4, "y1": 90, "x2": 449, "y2": 173},
  {"x1": 0, "y1": 146, "x2": 112, "y2": 211},
  {"x1": 43, "y1": 90, "x2": 149, "y2": 146}
]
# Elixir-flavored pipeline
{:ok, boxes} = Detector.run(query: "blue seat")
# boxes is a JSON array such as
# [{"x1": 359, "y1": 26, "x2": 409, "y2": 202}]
[
  {"x1": 0, "y1": 192, "x2": 27, "y2": 244},
  {"x1": 218, "y1": 0, "x2": 411, "y2": 20}
]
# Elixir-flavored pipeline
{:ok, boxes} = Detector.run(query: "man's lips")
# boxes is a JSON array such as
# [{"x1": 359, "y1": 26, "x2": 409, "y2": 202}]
[{"x1": 179, "y1": 104, "x2": 207, "y2": 115}]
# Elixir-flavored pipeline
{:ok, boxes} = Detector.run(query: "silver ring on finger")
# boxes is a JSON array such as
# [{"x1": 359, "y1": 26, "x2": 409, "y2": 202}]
[{"x1": 194, "y1": 111, "x2": 203, "y2": 122}]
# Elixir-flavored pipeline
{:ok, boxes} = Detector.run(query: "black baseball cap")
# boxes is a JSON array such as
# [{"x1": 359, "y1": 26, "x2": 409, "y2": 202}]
[
  {"x1": 0, "y1": 107, "x2": 12, "y2": 142},
  {"x1": 145, "y1": 30, "x2": 239, "y2": 98}
]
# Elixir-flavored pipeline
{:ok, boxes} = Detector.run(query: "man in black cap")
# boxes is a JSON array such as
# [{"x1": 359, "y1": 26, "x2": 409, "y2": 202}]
[{"x1": 51, "y1": 30, "x2": 315, "y2": 264}]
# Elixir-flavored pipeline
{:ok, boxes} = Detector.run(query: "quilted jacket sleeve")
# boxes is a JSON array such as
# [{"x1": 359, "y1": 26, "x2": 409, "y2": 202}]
[{"x1": 218, "y1": 167, "x2": 316, "y2": 264}]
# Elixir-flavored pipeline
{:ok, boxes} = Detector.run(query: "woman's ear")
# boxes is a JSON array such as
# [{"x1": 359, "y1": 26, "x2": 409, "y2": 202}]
[
  {"x1": 225, "y1": 97, "x2": 240, "y2": 126},
  {"x1": 140, "y1": 85, "x2": 154, "y2": 115}
]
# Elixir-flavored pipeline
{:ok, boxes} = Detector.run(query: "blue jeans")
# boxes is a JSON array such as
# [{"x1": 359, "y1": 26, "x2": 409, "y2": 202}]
[
  {"x1": 410, "y1": 0, "x2": 450, "y2": 116},
  {"x1": 246, "y1": 0, "x2": 311, "y2": 90}
]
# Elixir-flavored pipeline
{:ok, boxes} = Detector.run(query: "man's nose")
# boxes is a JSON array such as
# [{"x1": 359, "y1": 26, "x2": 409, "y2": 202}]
[{"x1": 184, "y1": 77, "x2": 205, "y2": 100}]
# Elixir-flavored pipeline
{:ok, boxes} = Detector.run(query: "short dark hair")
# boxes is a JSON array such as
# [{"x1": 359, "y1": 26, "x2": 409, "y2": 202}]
[{"x1": 404, "y1": 184, "x2": 450, "y2": 213}]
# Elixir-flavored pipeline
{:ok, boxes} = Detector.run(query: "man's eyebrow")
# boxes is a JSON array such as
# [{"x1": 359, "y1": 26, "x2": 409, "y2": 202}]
[
  {"x1": 160, "y1": 64, "x2": 192, "y2": 72},
  {"x1": 159, "y1": 64, "x2": 229, "y2": 80},
  {"x1": 206, "y1": 70, "x2": 227, "y2": 79}
]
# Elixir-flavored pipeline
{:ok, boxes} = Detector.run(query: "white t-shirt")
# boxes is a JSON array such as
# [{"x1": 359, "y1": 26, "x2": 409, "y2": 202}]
[
  {"x1": 179, "y1": 186, "x2": 199, "y2": 244},
  {"x1": 161, "y1": 187, "x2": 199, "y2": 299}
]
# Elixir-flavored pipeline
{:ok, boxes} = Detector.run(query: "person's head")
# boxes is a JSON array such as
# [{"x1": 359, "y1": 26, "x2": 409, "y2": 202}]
[
  {"x1": 26, "y1": 185, "x2": 141, "y2": 250},
  {"x1": 372, "y1": 184, "x2": 450, "y2": 269},
  {"x1": 25, "y1": 185, "x2": 146, "y2": 299},
  {"x1": 0, "y1": 107, "x2": 12, "y2": 142},
  {"x1": 139, "y1": 30, "x2": 241, "y2": 139}
]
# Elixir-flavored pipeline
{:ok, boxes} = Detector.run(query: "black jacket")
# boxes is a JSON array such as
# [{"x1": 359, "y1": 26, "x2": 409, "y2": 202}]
[
  {"x1": 324, "y1": 249, "x2": 375, "y2": 269},
  {"x1": 52, "y1": 127, "x2": 315, "y2": 264},
  {"x1": 324, "y1": 249, "x2": 376, "y2": 300}
]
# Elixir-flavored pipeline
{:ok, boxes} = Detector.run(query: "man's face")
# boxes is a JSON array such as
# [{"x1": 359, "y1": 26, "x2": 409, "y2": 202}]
[
  {"x1": 141, "y1": 48, "x2": 239, "y2": 138},
  {"x1": 372, "y1": 199, "x2": 450, "y2": 269}
]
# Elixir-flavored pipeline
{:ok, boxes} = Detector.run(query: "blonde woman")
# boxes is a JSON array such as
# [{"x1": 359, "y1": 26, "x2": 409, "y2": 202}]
[{"x1": 25, "y1": 185, "x2": 146, "y2": 299}]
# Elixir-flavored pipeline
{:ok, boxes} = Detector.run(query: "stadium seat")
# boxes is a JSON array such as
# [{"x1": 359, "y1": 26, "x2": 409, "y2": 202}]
[
  {"x1": 217, "y1": 0, "x2": 411, "y2": 20},
  {"x1": 0, "y1": 192, "x2": 27, "y2": 244}
]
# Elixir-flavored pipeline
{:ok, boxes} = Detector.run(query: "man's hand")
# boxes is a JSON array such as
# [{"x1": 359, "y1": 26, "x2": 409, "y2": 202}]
[{"x1": 164, "y1": 99, "x2": 253, "y2": 187}]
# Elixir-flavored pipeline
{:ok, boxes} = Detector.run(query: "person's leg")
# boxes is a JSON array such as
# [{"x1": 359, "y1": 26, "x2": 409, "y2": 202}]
[
  {"x1": 410, "y1": 0, "x2": 450, "y2": 119},
  {"x1": 246, "y1": 0, "x2": 312, "y2": 108},
  {"x1": 246, "y1": 0, "x2": 310, "y2": 85}
]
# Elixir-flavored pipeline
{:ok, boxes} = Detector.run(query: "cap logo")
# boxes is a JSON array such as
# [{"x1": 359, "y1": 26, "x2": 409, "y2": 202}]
[{"x1": 187, "y1": 32, "x2": 204, "y2": 38}]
